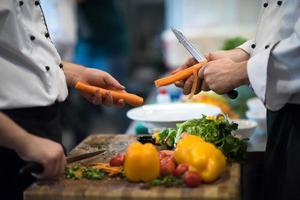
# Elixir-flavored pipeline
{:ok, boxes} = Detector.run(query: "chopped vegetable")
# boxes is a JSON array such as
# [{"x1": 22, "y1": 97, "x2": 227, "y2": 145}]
[
  {"x1": 65, "y1": 166, "x2": 106, "y2": 180},
  {"x1": 151, "y1": 176, "x2": 183, "y2": 187},
  {"x1": 92, "y1": 163, "x2": 123, "y2": 176},
  {"x1": 75, "y1": 82, "x2": 144, "y2": 106},
  {"x1": 82, "y1": 167, "x2": 106, "y2": 180},
  {"x1": 65, "y1": 166, "x2": 82, "y2": 180},
  {"x1": 158, "y1": 114, "x2": 247, "y2": 163},
  {"x1": 109, "y1": 153, "x2": 125, "y2": 167}
]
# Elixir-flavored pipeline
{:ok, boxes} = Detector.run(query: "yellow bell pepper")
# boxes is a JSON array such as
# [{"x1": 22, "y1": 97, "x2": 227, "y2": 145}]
[
  {"x1": 174, "y1": 135, "x2": 226, "y2": 183},
  {"x1": 174, "y1": 134, "x2": 204, "y2": 164},
  {"x1": 152, "y1": 132, "x2": 160, "y2": 144},
  {"x1": 124, "y1": 142, "x2": 160, "y2": 182}
]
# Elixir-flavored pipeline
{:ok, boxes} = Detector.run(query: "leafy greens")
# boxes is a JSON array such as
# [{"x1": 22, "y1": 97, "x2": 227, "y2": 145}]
[{"x1": 158, "y1": 115, "x2": 247, "y2": 163}]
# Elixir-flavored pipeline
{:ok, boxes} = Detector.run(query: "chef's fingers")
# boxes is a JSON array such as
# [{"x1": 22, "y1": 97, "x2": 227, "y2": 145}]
[
  {"x1": 198, "y1": 66, "x2": 210, "y2": 92},
  {"x1": 103, "y1": 73, "x2": 125, "y2": 90},
  {"x1": 51, "y1": 149, "x2": 66, "y2": 177},
  {"x1": 175, "y1": 80, "x2": 185, "y2": 88},
  {"x1": 204, "y1": 52, "x2": 212, "y2": 61},
  {"x1": 91, "y1": 89, "x2": 102, "y2": 105},
  {"x1": 201, "y1": 80, "x2": 210, "y2": 91},
  {"x1": 53, "y1": 156, "x2": 61, "y2": 177},
  {"x1": 59, "y1": 154, "x2": 67, "y2": 176},
  {"x1": 34, "y1": 158, "x2": 58, "y2": 179},
  {"x1": 183, "y1": 76, "x2": 194, "y2": 95},
  {"x1": 103, "y1": 91, "x2": 113, "y2": 107},
  {"x1": 116, "y1": 99, "x2": 125, "y2": 108}
]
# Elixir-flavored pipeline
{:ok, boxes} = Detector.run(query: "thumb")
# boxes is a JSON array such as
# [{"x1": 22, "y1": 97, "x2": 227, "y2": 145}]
[
  {"x1": 103, "y1": 73, "x2": 125, "y2": 90},
  {"x1": 205, "y1": 52, "x2": 212, "y2": 61}
]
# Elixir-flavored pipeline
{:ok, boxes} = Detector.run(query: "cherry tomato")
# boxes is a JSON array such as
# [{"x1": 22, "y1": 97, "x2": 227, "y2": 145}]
[
  {"x1": 174, "y1": 163, "x2": 189, "y2": 177},
  {"x1": 182, "y1": 171, "x2": 202, "y2": 188},
  {"x1": 160, "y1": 157, "x2": 176, "y2": 176},
  {"x1": 109, "y1": 153, "x2": 125, "y2": 167}
]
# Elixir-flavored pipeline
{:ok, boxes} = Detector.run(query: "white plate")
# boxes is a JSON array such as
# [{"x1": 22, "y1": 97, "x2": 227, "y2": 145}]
[{"x1": 127, "y1": 103, "x2": 222, "y2": 129}]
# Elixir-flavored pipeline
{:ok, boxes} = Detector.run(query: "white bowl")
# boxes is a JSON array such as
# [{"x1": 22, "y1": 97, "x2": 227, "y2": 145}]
[
  {"x1": 127, "y1": 103, "x2": 222, "y2": 129},
  {"x1": 246, "y1": 111, "x2": 267, "y2": 133},
  {"x1": 231, "y1": 119, "x2": 258, "y2": 140}
]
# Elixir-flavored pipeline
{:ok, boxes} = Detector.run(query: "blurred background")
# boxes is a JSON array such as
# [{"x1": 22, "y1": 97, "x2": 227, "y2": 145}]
[{"x1": 40, "y1": 0, "x2": 265, "y2": 150}]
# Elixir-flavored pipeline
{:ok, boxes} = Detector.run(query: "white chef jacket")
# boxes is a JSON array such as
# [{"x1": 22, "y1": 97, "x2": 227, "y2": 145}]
[
  {"x1": 0, "y1": 0, "x2": 68, "y2": 109},
  {"x1": 238, "y1": 0, "x2": 300, "y2": 111}
]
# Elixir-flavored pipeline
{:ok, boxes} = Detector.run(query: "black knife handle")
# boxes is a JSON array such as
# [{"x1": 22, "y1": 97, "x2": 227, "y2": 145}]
[
  {"x1": 19, "y1": 162, "x2": 44, "y2": 176},
  {"x1": 227, "y1": 90, "x2": 238, "y2": 99}
]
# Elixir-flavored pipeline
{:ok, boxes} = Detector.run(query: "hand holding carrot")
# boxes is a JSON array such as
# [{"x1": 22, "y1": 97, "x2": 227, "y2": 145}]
[
  {"x1": 75, "y1": 82, "x2": 144, "y2": 107},
  {"x1": 154, "y1": 59, "x2": 208, "y2": 98},
  {"x1": 78, "y1": 68, "x2": 127, "y2": 107}
]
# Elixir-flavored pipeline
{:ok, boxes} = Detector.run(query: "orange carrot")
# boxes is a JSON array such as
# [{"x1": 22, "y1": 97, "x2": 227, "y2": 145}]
[
  {"x1": 75, "y1": 82, "x2": 144, "y2": 107},
  {"x1": 92, "y1": 163, "x2": 123, "y2": 176},
  {"x1": 188, "y1": 68, "x2": 199, "y2": 99},
  {"x1": 154, "y1": 60, "x2": 207, "y2": 87}
]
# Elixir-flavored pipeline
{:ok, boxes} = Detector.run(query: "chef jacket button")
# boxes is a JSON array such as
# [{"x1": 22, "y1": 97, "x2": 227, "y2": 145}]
[
  {"x1": 45, "y1": 32, "x2": 50, "y2": 38},
  {"x1": 251, "y1": 44, "x2": 256, "y2": 49},
  {"x1": 265, "y1": 45, "x2": 270, "y2": 49},
  {"x1": 34, "y1": 1, "x2": 40, "y2": 6},
  {"x1": 45, "y1": 66, "x2": 50, "y2": 71},
  {"x1": 277, "y1": 1, "x2": 283, "y2": 6},
  {"x1": 19, "y1": 1, "x2": 24, "y2": 6},
  {"x1": 263, "y1": 2, "x2": 268, "y2": 7},
  {"x1": 59, "y1": 63, "x2": 63, "y2": 69},
  {"x1": 30, "y1": 35, "x2": 35, "y2": 41}
]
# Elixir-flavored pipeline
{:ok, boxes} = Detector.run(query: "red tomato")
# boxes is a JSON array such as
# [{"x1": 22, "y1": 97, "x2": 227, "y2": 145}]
[
  {"x1": 182, "y1": 171, "x2": 202, "y2": 188},
  {"x1": 159, "y1": 151, "x2": 168, "y2": 160},
  {"x1": 159, "y1": 150, "x2": 174, "y2": 160},
  {"x1": 160, "y1": 157, "x2": 176, "y2": 176},
  {"x1": 109, "y1": 153, "x2": 125, "y2": 167},
  {"x1": 174, "y1": 163, "x2": 189, "y2": 177}
]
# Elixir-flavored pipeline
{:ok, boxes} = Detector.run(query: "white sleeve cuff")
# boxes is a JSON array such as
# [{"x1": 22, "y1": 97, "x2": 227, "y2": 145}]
[
  {"x1": 247, "y1": 48, "x2": 271, "y2": 105},
  {"x1": 236, "y1": 39, "x2": 255, "y2": 56}
]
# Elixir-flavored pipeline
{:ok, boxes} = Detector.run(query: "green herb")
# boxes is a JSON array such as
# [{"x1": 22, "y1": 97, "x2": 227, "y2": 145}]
[
  {"x1": 151, "y1": 176, "x2": 183, "y2": 187},
  {"x1": 65, "y1": 166, "x2": 81, "y2": 180},
  {"x1": 82, "y1": 167, "x2": 106, "y2": 180},
  {"x1": 159, "y1": 128, "x2": 177, "y2": 148},
  {"x1": 158, "y1": 114, "x2": 247, "y2": 163},
  {"x1": 65, "y1": 166, "x2": 106, "y2": 180}
]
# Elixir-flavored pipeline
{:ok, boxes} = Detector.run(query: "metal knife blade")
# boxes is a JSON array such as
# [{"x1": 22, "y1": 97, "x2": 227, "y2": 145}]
[
  {"x1": 66, "y1": 149, "x2": 105, "y2": 164},
  {"x1": 171, "y1": 28, "x2": 238, "y2": 99},
  {"x1": 172, "y1": 28, "x2": 206, "y2": 62}
]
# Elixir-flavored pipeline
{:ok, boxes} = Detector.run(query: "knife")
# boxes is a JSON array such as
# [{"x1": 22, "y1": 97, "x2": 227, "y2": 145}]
[
  {"x1": 19, "y1": 149, "x2": 105, "y2": 176},
  {"x1": 171, "y1": 28, "x2": 238, "y2": 99}
]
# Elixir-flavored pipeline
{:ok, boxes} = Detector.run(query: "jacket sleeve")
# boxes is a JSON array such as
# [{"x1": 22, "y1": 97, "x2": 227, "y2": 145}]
[
  {"x1": 236, "y1": 39, "x2": 255, "y2": 56},
  {"x1": 247, "y1": 17, "x2": 300, "y2": 111}
]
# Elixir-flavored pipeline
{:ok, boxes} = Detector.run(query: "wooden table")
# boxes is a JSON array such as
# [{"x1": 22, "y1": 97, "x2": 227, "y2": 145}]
[{"x1": 24, "y1": 134, "x2": 241, "y2": 200}]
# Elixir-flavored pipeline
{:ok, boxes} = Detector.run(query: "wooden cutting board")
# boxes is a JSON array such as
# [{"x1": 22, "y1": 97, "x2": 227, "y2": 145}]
[{"x1": 24, "y1": 134, "x2": 240, "y2": 200}]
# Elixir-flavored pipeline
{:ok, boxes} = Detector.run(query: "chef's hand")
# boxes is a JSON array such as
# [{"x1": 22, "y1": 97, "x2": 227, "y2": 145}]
[
  {"x1": 198, "y1": 58, "x2": 249, "y2": 94},
  {"x1": 63, "y1": 62, "x2": 125, "y2": 107},
  {"x1": 206, "y1": 49, "x2": 250, "y2": 63},
  {"x1": 77, "y1": 68, "x2": 125, "y2": 107},
  {"x1": 174, "y1": 49, "x2": 250, "y2": 95},
  {"x1": 17, "y1": 133, "x2": 66, "y2": 179}
]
